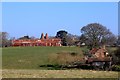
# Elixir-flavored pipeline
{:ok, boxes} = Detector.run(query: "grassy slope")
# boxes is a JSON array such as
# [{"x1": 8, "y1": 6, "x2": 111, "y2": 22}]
[
  {"x1": 2, "y1": 46, "x2": 83, "y2": 69},
  {"x1": 2, "y1": 46, "x2": 119, "y2": 78}
]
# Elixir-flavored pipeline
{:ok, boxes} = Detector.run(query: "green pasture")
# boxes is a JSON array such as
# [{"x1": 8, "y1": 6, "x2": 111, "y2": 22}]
[
  {"x1": 2, "y1": 46, "x2": 119, "y2": 78},
  {"x1": 2, "y1": 46, "x2": 83, "y2": 69},
  {"x1": 2, "y1": 46, "x2": 118, "y2": 69}
]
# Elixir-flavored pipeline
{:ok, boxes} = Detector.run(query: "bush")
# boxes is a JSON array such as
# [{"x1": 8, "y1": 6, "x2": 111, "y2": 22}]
[
  {"x1": 70, "y1": 52, "x2": 77, "y2": 56},
  {"x1": 48, "y1": 52, "x2": 83, "y2": 66},
  {"x1": 113, "y1": 47, "x2": 120, "y2": 65},
  {"x1": 40, "y1": 64, "x2": 62, "y2": 70},
  {"x1": 112, "y1": 65, "x2": 120, "y2": 71}
]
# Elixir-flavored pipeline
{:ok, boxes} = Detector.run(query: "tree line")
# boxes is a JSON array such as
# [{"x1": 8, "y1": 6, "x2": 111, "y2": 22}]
[
  {"x1": 56, "y1": 23, "x2": 119, "y2": 49},
  {"x1": 1, "y1": 23, "x2": 120, "y2": 48}
]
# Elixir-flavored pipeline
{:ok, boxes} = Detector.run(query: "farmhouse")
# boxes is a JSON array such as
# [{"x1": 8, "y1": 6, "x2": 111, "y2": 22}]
[
  {"x1": 90, "y1": 47, "x2": 108, "y2": 58},
  {"x1": 12, "y1": 33, "x2": 61, "y2": 47}
]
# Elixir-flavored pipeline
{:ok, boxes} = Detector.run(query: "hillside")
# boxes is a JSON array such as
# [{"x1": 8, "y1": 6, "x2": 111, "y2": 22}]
[{"x1": 2, "y1": 46, "x2": 83, "y2": 69}]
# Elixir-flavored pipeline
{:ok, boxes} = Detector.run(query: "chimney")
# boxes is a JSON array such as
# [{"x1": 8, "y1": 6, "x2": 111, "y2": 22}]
[
  {"x1": 41, "y1": 33, "x2": 44, "y2": 39},
  {"x1": 45, "y1": 33, "x2": 48, "y2": 39}
]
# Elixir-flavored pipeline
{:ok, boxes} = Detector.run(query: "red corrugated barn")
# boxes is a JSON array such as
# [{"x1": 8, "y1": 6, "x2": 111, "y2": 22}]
[{"x1": 12, "y1": 33, "x2": 61, "y2": 47}]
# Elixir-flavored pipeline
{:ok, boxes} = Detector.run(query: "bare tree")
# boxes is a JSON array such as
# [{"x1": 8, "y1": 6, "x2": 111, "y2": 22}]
[
  {"x1": 0, "y1": 32, "x2": 10, "y2": 47},
  {"x1": 117, "y1": 35, "x2": 120, "y2": 46},
  {"x1": 81, "y1": 23, "x2": 113, "y2": 49},
  {"x1": 66, "y1": 33, "x2": 79, "y2": 46},
  {"x1": 103, "y1": 34, "x2": 117, "y2": 46}
]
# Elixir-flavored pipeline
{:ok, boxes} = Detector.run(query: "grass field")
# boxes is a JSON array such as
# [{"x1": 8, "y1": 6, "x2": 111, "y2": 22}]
[
  {"x1": 2, "y1": 69, "x2": 119, "y2": 78},
  {"x1": 2, "y1": 46, "x2": 119, "y2": 78},
  {"x1": 2, "y1": 46, "x2": 83, "y2": 69}
]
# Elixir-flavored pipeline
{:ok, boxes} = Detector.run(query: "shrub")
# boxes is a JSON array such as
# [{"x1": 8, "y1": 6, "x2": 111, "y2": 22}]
[
  {"x1": 70, "y1": 52, "x2": 77, "y2": 56},
  {"x1": 112, "y1": 65, "x2": 120, "y2": 71},
  {"x1": 112, "y1": 47, "x2": 120, "y2": 65},
  {"x1": 40, "y1": 64, "x2": 62, "y2": 70},
  {"x1": 48, "y1": 52, "x2": 83, "y2": 66}
]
